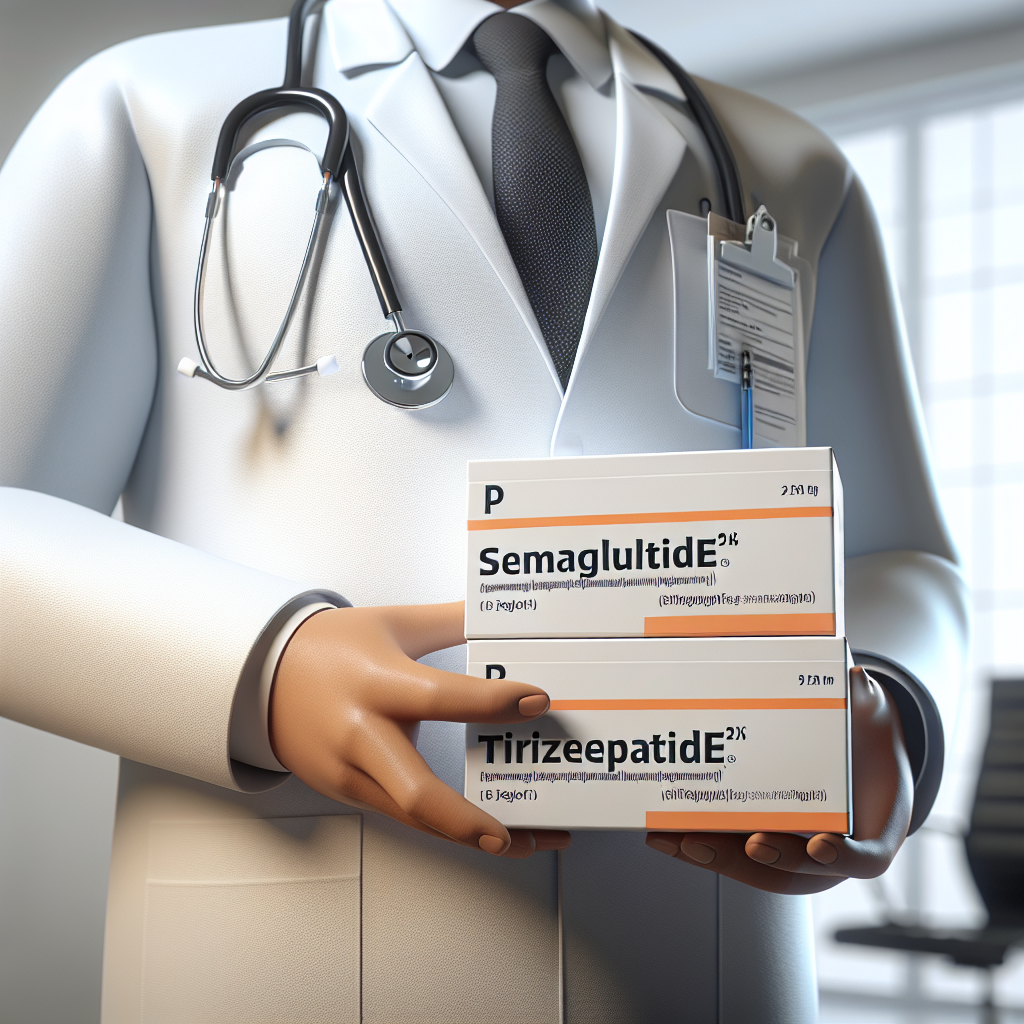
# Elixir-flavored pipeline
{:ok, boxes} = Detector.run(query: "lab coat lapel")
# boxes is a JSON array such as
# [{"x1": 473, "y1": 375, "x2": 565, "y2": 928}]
[
  {"x1": 569, "y1": 20, "x2": 688, "y2": 389},
  {"x1": 365, "y1": 53, "x2": 559, "y2": 389}
]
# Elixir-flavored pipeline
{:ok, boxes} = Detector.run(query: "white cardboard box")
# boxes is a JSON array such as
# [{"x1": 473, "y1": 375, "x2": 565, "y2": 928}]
[
  {"x1": 465, "y1": 637, "x2": 853, "y2": 834},
  {"x1": 465, "y1": 447, "x2": 844, "y2": 639}
]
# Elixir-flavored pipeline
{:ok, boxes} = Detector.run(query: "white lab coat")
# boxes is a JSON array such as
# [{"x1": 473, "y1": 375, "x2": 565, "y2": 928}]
[{"x1": 0, "y1": 2, "x2": 967, "y2": 1021}]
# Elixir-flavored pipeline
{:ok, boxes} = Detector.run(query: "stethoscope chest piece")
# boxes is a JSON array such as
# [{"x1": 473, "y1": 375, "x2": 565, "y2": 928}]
[{"x1": 362, "y1": 329, "x2": 454, "y2": 409}]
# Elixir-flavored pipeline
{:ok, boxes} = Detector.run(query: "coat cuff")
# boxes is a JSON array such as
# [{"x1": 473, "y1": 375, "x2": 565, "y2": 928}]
[
  {"x1": 844, "y1": 549, "x2": 969, "y2": 834},
  {"x1": 229, "y1": 601, "x2": 344, "y2": 773}
]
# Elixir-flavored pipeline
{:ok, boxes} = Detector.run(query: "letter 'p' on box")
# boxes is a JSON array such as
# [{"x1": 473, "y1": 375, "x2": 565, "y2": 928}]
[{"x1": 466, "y1": 447, "x2": 843, "y2": 640}]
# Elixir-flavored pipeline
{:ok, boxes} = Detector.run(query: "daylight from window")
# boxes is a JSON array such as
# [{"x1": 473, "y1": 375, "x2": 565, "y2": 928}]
[{"x1": 810, "y1": 96, "x2": 1024, "y2": 1014}]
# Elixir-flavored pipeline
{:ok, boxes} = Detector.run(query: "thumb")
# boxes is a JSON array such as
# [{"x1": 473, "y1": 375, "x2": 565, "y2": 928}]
[{"x1": 805, "y1": 667, "x2": 912, "y2": 876}]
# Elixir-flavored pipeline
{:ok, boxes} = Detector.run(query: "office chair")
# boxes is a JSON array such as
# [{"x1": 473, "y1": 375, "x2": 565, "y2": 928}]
[{"x1": 835, "y1": 678, "x2": 1024, "y2": 1022}]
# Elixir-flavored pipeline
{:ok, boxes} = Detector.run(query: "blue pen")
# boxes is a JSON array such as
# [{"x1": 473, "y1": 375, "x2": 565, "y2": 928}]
[{"x1": 741, "y1": 349, "x2": 753, "y2": 448}]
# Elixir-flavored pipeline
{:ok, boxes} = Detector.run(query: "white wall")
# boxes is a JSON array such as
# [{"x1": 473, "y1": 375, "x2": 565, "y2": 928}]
[
  {"x1": 1, "y1": 5, "x2": 279, "y2": 1016},
  {"x1": 0, "y1": 722, "x2": 117, "y2": 1024},
  {"x1": 7, "y1": 0, "x2": 1024, "y2": 165},
  {"x1": 0, "y1": 0, "x2": 288, "y2": 162}
]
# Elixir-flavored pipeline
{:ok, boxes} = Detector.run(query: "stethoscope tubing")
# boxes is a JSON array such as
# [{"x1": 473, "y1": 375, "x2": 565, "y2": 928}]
[
  {"x1": 185, "y1": 1, "x2": 746, "y2": 408},
  {"x1": 628, "y1": 31, "x2": 745, "y2": 225},
  {"x1": 212, "y1": 87, "x2": 350, "y2": 181},
  {"x1": 338, "y1": 148, "x2": 401, "y2": 318},
  {"x1": 191, "y1": 171, "x2": 332, "y2": 390}
]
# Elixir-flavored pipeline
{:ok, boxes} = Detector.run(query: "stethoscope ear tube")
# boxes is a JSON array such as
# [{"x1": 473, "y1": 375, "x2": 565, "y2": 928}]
[
  {"x1": 189, "y1": 170, "x2": 334, "y2": 390},
  {"x1": 183, "y1": 2, "x2": 739, "y2": 410},
  {"x1": 210, "y1": 87, "x2": 349, "y2": 180},
  {"x1": 184, "y1": 12, "x2": 738, "y2": 407}
]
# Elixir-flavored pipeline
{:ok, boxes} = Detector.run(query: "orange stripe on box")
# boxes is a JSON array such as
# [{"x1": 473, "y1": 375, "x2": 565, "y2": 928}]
[
  {"x1": 549, "y1": 698, "x2": 846, "y2": 711},
  {"x1": 646, "y1": 811, "x2": 850, "y2": 833},
  {"x1": 467, "y1": 506, "x2": 833, "y2": 531},
  {"x1": 644, "y1": 612, "x2": 836, "y2": 637}
]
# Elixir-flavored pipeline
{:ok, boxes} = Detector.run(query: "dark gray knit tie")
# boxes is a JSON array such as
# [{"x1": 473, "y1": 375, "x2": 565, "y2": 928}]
[{"x1": 473, "y1": 13, "x2": 599, "y2": 389}]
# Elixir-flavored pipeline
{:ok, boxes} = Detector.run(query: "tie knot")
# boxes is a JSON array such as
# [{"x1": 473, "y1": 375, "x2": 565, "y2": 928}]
[{"x1": 473, "y1": 13, "x2": 556, "y2": 82}]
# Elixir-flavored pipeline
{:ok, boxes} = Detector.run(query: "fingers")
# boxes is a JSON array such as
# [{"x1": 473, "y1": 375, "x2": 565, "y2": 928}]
[
  {"x1": 326, "y1": 759, "x2": 570, "y2": 859},
  {"x1": 740, "y1": 830, "x2": 868, "y2": 877},
  {"x1": 317, "y1": 760, "x2": 469, "y2": 844},
  {"x1": 346, "y1": 715, "x2": 513, "y2": 853},
  {"x1": 335, "y1": 727, "x2": 571, "y2": 859},
  {"x1": 742, "y1": 831, "x2": 849, "y2": 875},
  {"x1": 645, "y1": 832, "x2": 845, "y2": 895},
  {"x1": 382, "y1": 659, "x2": 550, "y2": 724},
  {"x1": 849, "y1": 667, "x2": 913, "y2": 838},
  {"x1": 740, "y1": 828, "x2": 906, "y2": 880},
  {"x1": 287, "y1": 605, "x2": 548, "y2": 725},
  {"x1": 532, "y1": 830, "x2": 572, "y2": 851},
  {"x1": 646, "y1": 666, "x2": 915, "y2": 890},
  {"x1": 504, "y1": 830, "x2": 536, "y2": 859},
  {"x1": 491, "y1": 830, "x2": 572, "y2": 859},
  {"x1": 273, "y1": 602, "x2": 568, "y2": 861}
]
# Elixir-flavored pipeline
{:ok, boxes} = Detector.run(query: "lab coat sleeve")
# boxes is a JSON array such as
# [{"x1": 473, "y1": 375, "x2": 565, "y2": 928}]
[
  {"x1": 0, "y1": 51, "x2": 338, "y2": 792},
  {"x1": 0, "y1": 488, "x2": 342, "y2": 792},
  {"x1": 807, "y1": 175, "x2": 969, "y2": 830}
]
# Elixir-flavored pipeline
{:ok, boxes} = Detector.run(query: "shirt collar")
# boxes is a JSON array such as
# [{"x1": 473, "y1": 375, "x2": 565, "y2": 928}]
[
  {"x1": 378, "y1": 0, "x2": 612, "y2": 89},
  {"x1": 512, "y1": 1, "x2": 611, "y2": 89}
]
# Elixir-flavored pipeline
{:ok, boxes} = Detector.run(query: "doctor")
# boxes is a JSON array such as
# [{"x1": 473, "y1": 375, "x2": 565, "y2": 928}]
[{"x1": 0, "y1": 0, "x2": 966, "y2": 1021}]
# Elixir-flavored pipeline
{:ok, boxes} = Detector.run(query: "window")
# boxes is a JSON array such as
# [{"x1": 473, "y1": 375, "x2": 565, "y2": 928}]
[{"x1": 809, "y1": 92, "x2": 1024, "y2": 1013}]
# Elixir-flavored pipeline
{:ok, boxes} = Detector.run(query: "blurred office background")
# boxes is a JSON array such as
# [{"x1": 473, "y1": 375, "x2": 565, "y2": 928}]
[{"x1": 2, "y1": 1, "x2": 1023, "y2": 1021}]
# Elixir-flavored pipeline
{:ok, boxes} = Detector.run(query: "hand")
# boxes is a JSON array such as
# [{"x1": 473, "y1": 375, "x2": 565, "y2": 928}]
[
  {"x1": 269, "y1": 601, "x2": 571, "y2": 859},
  {"x1": 645, "y1": 667, "x2": 913, "y2": 894}
]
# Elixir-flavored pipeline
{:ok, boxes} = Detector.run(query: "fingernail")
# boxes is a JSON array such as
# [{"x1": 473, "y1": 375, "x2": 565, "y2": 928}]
[
  {"x1": 519, "y1": 694, "x2": 549, "y2": 717},
  {"x1": 809, "y1": 838, "x2": 839, "y2": 864},
  {"x1": 680, "y1": 842, "x2": 716, "y2": 864},
  {"x1": 478, "y1": 834, "x2": 508, "y2": 856},
  {"x1": 746, "y1": 841, "x2": 781, "y2": 865},
  {"x1": 646, "y1": 837, "x2": 679, "y2": 857}
]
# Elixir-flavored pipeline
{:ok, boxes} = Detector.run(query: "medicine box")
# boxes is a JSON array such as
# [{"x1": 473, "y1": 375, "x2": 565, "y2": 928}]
[
  {"x1": 465, "y1": 447, "x2": 844, "y2": 639},
  {"x1": 465, "y1": 636, "x2": 853, "y2": 833}
]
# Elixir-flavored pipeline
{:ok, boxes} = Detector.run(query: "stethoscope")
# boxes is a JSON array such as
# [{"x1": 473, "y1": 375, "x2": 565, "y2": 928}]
[{"x1": 178, "y1": 0, "x2": 744, "y2": 413}]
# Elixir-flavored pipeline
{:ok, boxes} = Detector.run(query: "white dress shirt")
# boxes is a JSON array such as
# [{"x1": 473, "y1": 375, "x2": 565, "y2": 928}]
[{"x1": 388, "y1": 0, "x2": 618, "y2": 244}]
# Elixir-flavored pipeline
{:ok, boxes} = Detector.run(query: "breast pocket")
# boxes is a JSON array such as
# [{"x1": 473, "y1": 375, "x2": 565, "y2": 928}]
[{"x1": 141, "y1": 815, "x2": 360, "y2": 1024}]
